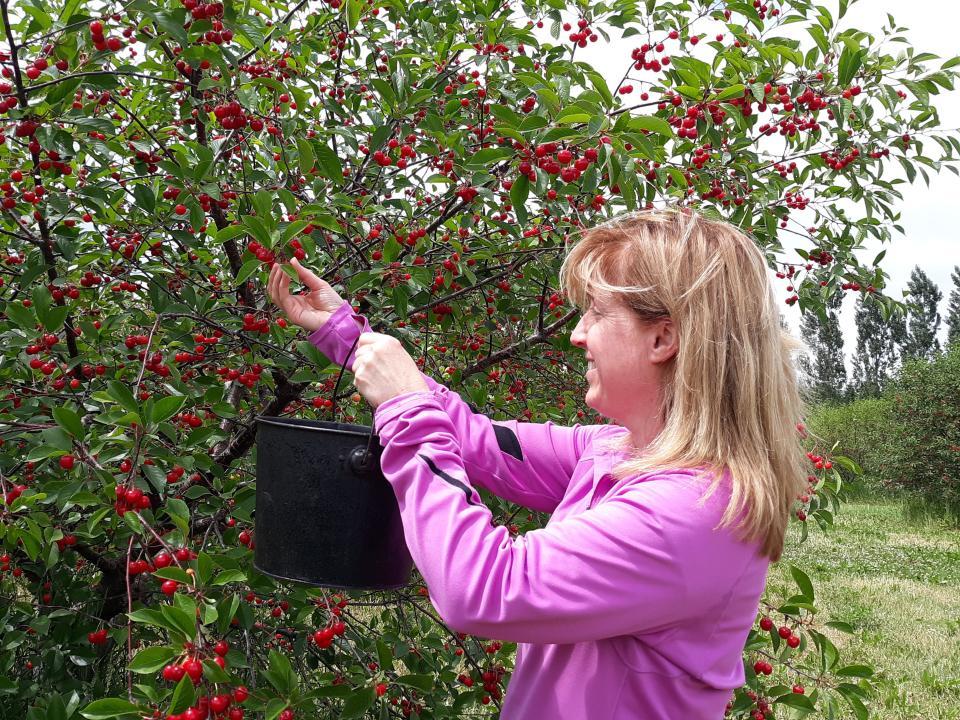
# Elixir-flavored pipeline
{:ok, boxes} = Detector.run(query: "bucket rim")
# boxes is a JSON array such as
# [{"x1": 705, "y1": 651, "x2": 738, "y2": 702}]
[
  {"x1": 257, "y1": 415, "x2": 377, "y2": 437},
  {"x1": 252, "y1": 560, "x2": 410, "y2": 590}
]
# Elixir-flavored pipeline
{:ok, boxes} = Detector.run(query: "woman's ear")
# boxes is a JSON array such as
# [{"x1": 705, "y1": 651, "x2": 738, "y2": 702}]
[{"x1": 651, "y1": 317, "x2": 679, "y2": 364}]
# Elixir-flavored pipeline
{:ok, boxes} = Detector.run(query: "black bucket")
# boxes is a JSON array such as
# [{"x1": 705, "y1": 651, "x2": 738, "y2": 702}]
[{"x1": 253, "y1": 415, "x2": 413, "y2": 590}]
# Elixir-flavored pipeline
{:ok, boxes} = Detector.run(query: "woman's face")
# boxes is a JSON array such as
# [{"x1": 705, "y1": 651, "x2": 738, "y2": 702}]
[{"x1": 569, "y1": 293, "x2": 677, "y2": 434}]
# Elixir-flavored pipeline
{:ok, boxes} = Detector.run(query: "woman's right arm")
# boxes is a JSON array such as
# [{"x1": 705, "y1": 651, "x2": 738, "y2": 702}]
[{"x1": 308, "y1": 301, "x2": 596, "y2": 513}]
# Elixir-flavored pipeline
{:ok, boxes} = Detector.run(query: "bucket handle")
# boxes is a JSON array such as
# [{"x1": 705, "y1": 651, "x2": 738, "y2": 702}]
[{"x1": 331, "y1": 328, "x2": 378, "y2": 465}]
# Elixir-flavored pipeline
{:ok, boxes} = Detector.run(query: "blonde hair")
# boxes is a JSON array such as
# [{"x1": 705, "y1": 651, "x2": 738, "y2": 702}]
[{"x1": 559, "y1": 207, "x2": 808, "y2": 563}]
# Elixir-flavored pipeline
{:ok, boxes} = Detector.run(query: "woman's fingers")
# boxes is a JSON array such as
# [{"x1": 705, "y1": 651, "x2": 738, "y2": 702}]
[{"x1": 290, "y1": 257, "x2": 326, "y2": 292}]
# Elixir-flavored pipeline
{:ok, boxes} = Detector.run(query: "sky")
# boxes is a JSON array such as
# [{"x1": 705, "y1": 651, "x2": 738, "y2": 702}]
[{"x1": 531, "y1": 0, "x2": 960, "y2": 371}]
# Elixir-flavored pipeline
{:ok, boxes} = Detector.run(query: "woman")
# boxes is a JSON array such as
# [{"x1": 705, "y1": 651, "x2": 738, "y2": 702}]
[{"x1": 267, "y1": 207, "x2": 809, "y2": 719}]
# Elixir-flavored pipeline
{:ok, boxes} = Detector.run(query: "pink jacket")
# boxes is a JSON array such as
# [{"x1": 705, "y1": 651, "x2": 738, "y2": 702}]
[{"x1": 309, "y1": 301, "x2": 771, "y2": 719}]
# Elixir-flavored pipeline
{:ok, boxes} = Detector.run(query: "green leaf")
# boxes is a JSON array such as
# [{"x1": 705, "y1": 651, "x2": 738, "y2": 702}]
[
  {"x1": 132, "y1": 184, "x2": 156, "y2": 214},
  {"x1": 107, "y1": 381, "x2": 140, "y2": 415},
  {"x1": 585, "y1": 70, "x2": 613, "y2": 107},
  {"x1": 838, "y1": 46, "x2": 864, "y2": 87},
  {"x1": 42, "y1": 305, "x2": 69, "y2": 332},
  {"x1": 241, "y1": 215, "x2": 272, "y2": 247},
  {"x1": 465, "y1": 147, "x2": 515, "y2": 169},
  {"x1": 202, "y1": 658, "x2": 232, "y2": 683},
  {"x1": 511, "y1": 174, "x2": 529, "y2": 226},
  {"x1": 80, "y1": 698, "x2": 142, "y2": 719},
  {"x1": 168, "y1": 674, "x2": 196, "y2": 715},
  {"x1": 52, "y1": 406, "x2": 84, "y2": 440},
  {"x1": 161, "y1": 604, "x2": 196, "y2": 640},
  {"x1": 196, "y1": 551, "x2": 214, "y2": 586},
  {"x1": 211, "y1": 569, "x2": 247, "y2": 586},
  {"x1": 835, "y1": 664, "x2": 874, "y2": 678},
  {"x1": 489, "y1": 104, "x2": 521, "y2": 126},
  {"x1": 626, "y1": 116, "x2": 672, "y2": 138},
  {"x1": 265, "y1": 650, "x2": 298, "y2": 695},
  {"x1": 836, "y1": 683, "x2": 869, "y2": 720},
  {"x1": 5, "y1": 300, "x2": 36, "y2": 329},
  {"x1": 774, "y1": 693, "x2": 816, "y2": 711},
  {"x1": 789, "y1": 565, "x2": 815, "y2": 601},
  {"x1": 376, "y1": 639, "x2": 395, "y2": 672},
  {"x1": 128, "y1": 646, "x2": 178, "y2": 674},
  {"x1": 346, "y1": 0, "x2": 361, "y2": 30},
  {"x1": 151, "y1": 394, "x2": 186, "y2": 425},
  {"x1": 312, "y1": 143, "x2": 343, "y2": 185},
  {"x1": 235, "y1": 258, "x2": 262, "y2": 287},
  {"x1": 396, "y1": 674, "x2": 433, "y2": 692},
  {"x1": 216, "y1": 593, "x2": 240, "y2": 634},
  {"x1": 710, "y1": 84, "x2": 746, "y2": 102},
  {"x1": 825, "y1": 620, "x2": 855, "y2": 633},
  {"x1": 340, "y1": 688, "x2": 375, "y2": 719},
  {"x1": 32, "y1": 285, "x2": 53, "y2": 326},
  {"x1": 297, "y1": 137, "x2": 315, "y2": 178},
  {"x1": 165, "y1": 498, "x2": 191, "y2": 537},
  {"x1": 263, "y1": 699, "x2": 289, "y2": 720},
  {"x1": 152, "y1": 567, "x2": 193, "y2": 584}
]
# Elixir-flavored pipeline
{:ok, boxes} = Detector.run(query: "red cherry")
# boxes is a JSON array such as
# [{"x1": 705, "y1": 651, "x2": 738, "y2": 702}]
[
  {"x1": 778, "y1": 626, "x2": 792, "y2": 638},
  {"x1": 759, "y1": 617, "x2": 773, "y2": 631},
  {"x1": 161, "y1": 580, "x2": 178, "y2": 596},
  {"x1": 162, "y1": 663, "x2": 185, "y2": 682},
  {"x1": 214, "y1": 640, "x2": 229, "y2": 656},
  {"x1": 787, "y1": 635, "x2": 801, "y2": 648},
  {"x1": 59, "y1": 455, "x2": 75, "y2": 470},
  {"x1": 154, "y1": 552, "x2": 172, "y2": 568},
  {"x1": 314, "y1": 627, "x2": 335, "y2": 647},
  {"x1": 210, "y1": 694, "x2": 231, "y2": 713},
  {"x1": 174, "y1": 204, "x2": 187, "y2": 215},
  {"x1": 181, "y1": 657, "x2": 203, "y2": 682},
  {"x1": 232, "y1": 686, "x2": 249, "y2": 703},
  {"x1": 89, "y1": 20, "x2": 103, "y2": 35}
]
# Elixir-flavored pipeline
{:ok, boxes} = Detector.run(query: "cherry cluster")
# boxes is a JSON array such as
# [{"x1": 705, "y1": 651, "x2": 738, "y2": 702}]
[
  {"x1": 112, "y1": 484, "x2": 153, "y2": 515},
  {"x1": 88, "y1": 21, "x2": 124, "y2": 52}
]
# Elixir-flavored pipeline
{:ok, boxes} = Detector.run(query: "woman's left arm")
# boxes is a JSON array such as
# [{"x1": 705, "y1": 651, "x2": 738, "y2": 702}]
[{"x1": 375, "y1": 389, "x2": 696, "y2": 645}]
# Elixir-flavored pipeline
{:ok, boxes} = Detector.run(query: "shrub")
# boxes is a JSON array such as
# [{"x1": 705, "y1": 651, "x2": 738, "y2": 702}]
[
  {"x1": 884, "y1": 345, "x2": 960, "y2": 524},
  {"x1": 803, "y1": 398, "x2": 899, "y2": 500}
]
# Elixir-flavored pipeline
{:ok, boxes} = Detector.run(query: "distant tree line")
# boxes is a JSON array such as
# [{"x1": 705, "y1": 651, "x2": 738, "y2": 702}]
[{"x1": 797, "y1": 264, "x2": 960, "y2": 404}]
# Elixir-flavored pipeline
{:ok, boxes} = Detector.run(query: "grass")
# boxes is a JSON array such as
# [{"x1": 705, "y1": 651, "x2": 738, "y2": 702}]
[{"x1": 765, "y1": 496, "x2": 960, "y2": 719}]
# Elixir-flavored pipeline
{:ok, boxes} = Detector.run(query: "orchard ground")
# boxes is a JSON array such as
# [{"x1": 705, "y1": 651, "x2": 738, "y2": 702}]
[{"x1": 766, "y1": 498, "x2": 960, "y2": 719}]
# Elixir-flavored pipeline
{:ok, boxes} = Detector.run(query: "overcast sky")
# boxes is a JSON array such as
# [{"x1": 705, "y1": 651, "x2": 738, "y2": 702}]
[{"x1": 535, "y1": 1, "x2": 960, "y2": 370}]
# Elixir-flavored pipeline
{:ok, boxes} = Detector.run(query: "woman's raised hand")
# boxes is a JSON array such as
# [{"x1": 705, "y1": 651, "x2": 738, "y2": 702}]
[{"x1": 267, "y1": 258, "x2": 346, "y2": 332}]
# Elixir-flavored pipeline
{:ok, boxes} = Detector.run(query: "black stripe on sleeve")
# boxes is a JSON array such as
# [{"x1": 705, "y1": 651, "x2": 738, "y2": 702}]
[
  {"x1": 417, "y1": 454, "x2": 480, "y2": 506},
  {"x1": 492, "y1": 424, "x2": 523, "y2": 462}
]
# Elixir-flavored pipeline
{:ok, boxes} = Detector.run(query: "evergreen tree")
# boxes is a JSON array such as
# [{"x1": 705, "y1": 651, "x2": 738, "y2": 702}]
[
  {"x1": 900, "y1": 266, "x2": 943, "y2": 362},
  {"x1": 851, "y1": 294, "x2": 901, "y2": 398},
  {"x1": 946, "y1": 265, "x2": 960, "y2": 348},
  {"x1": 797, "y1": 291, "x2": 847, "y2": 403}
]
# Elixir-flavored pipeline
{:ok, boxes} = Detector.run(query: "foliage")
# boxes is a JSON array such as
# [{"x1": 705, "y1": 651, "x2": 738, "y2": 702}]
[
  {"x1": 884, "y1": 343, "x2": 960, "y2": 523},
  {"x1": 797, "y1": 289, "x2": 846, "y2": 404},
  {"x1": 850, "y1": 293, "x2": 904, "y2": 399},
  {"x1": 945, "y1": 265, "x2": 960, "y2": 348},
  {"x1": 900, "y1": 265, "x2": 943, "y2": 363},
  {"x1": 1, "y1": 0, "x2": 959, "y2": 718},
  {"x1": 802, "y1": 397, "x2": 898, "y2": 499}
]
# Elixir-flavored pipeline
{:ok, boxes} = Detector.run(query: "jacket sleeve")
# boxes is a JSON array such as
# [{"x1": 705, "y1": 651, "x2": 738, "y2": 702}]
[
  {"x1": 372, "y1": 388, "x2": 692, "y2": 644},
  {"x1": 307, "y1": 301, "x2": 595, "y2": 513}
]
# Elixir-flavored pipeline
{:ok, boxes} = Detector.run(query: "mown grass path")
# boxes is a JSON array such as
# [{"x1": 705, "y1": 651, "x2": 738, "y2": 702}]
[{"x1": 766, "y1": 498, "x2": 960, "y2": 718}]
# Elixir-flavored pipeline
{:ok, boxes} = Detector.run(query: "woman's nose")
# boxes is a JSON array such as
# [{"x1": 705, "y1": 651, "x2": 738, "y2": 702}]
[{"x1": 570, "y1": 316, "x2": 586, "y2": 349}]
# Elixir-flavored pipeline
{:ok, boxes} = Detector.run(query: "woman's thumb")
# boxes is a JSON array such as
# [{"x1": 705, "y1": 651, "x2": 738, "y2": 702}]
[{"x1": 290, "y1": 257, "x2": 325, "y2": 291}]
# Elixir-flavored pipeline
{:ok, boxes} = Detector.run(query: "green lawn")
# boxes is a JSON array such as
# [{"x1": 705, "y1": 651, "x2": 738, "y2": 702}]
[{"x1": 765, "y1": 498, "x2": 960, "y2": 719}]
